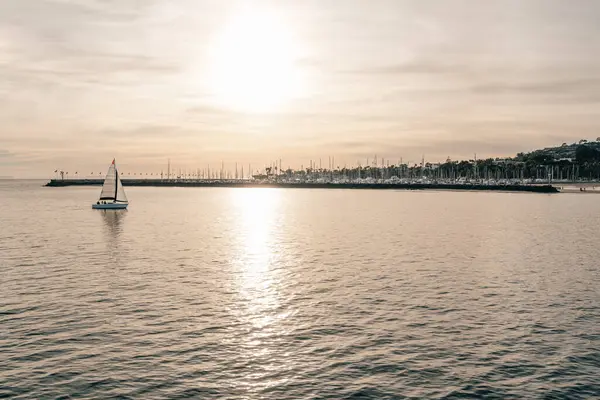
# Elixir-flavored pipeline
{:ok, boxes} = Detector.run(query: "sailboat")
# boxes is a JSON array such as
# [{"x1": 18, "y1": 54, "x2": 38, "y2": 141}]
[{"x1": 92, "y1": 159, "x2": 129, "y2": 209}]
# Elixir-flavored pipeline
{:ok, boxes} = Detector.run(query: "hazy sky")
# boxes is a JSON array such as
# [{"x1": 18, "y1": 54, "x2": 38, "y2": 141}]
[{"x1": 1, "y1": 0, "x2": 600, "y2": 177}]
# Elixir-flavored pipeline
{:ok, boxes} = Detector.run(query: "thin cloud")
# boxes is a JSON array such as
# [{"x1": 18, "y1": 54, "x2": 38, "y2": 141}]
[
  {"x1": 0, "y1": 149, "x2": 14, "y2": 158},
  {"x1": 338, "y1": 60, "x2": 471, "y2": 76},
  {"x1": 470, "y1": 78, "x2": 600, "y2": 96}
]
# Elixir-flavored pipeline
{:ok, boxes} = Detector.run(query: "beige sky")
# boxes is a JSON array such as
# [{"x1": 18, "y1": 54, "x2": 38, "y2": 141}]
[{"x1": 1, "y1": 0, "x2": 600, "y2": 177}]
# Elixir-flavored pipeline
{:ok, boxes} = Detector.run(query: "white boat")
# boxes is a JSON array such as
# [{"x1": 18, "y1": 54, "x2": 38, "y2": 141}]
[{"x1": 92, "y1": 159, "x2": 129, "y2": 210}]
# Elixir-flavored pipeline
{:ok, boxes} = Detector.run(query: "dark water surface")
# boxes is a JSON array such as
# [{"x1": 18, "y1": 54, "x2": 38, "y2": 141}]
[{"x1": 1, "y1": 181, "x2": 599, "y2": 399}]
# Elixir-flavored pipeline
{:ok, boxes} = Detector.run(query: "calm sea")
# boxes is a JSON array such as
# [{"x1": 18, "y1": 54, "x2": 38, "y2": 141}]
[{"x1": 1, "y1": 180, "x2": 599, "y2": 399}]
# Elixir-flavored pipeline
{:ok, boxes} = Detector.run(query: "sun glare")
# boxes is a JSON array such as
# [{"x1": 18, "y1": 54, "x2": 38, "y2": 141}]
[{"x1": 207, "y1": 7, "x2": 304, "y2": 113}]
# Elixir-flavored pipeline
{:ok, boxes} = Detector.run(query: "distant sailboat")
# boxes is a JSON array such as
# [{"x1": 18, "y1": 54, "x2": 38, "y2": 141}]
[{"x1": 92, "y1": 159, "x2": 129, "y2": 209}]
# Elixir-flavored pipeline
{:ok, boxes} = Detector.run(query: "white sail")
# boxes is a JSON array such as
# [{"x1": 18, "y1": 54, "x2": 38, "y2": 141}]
[
  {"x1": 98, "y1": 160, "x2": 128, "y2": 203},
  {"x1": 115, "y1": 171, "x2": 128, "y2": 202},
  {"x1": 99, "y1": 161, "x2": 117, "y2": 200}
]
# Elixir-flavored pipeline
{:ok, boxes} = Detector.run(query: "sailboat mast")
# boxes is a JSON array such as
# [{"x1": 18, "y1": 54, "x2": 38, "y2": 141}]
[{"x1": 114, "y1": 161, "x2": 118, "y2": 201}]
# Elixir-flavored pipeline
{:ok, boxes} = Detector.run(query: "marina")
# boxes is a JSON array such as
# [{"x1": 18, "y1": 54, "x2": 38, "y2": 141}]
[{"x1": 46, "y1": 140, "x2": 600, "y2": 195}]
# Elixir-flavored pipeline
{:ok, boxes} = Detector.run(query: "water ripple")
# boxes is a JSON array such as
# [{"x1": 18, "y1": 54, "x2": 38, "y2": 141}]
[{"x1": 1, "y1": 183, "x2": 599, "y2": 398}]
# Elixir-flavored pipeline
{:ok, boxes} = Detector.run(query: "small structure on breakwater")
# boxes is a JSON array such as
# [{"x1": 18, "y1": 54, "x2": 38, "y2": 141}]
[{"x1": 45, "y1": 178, "x2": 559, "y2": 193}]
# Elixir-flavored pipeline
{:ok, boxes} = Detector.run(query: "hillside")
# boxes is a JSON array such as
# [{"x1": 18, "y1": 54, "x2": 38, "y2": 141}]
[{"x1": 515, "y1": 139, "x2": 600, "y2": 163}]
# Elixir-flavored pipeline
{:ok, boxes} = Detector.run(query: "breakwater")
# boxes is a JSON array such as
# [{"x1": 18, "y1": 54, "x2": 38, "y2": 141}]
[{"x1": 45, "y1": 179, "x2": 559, "y2": 193}]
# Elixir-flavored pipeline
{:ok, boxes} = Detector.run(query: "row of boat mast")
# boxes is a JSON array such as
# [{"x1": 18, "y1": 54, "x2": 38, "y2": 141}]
[{"x1": 54, "y1": 154, "x2": 589, "y2": 183}]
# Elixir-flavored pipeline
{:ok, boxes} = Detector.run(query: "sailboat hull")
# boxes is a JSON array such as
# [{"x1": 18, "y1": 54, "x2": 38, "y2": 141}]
[{"x1": 92, "y1": 202, "x2": 128, "y2": 210}]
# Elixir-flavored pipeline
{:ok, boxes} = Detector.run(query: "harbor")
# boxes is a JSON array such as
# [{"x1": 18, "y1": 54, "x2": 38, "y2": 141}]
[{"x1": 45, "y1": 139, "x2": 600, "y2": 195}]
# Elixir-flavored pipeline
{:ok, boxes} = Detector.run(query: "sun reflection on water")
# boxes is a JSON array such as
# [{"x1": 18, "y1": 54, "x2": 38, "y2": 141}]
[
  {"x1": 226, "y1": 188, "x2": 297, "y2": 393},
  {"x1": 230, "y1": 188, "x2": 283, "y2": 330}
]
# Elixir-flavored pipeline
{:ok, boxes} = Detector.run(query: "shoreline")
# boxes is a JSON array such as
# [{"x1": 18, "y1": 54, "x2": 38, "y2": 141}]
[{"x1": 45, "y1": 179, "x2": 559, "y2": 193}]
